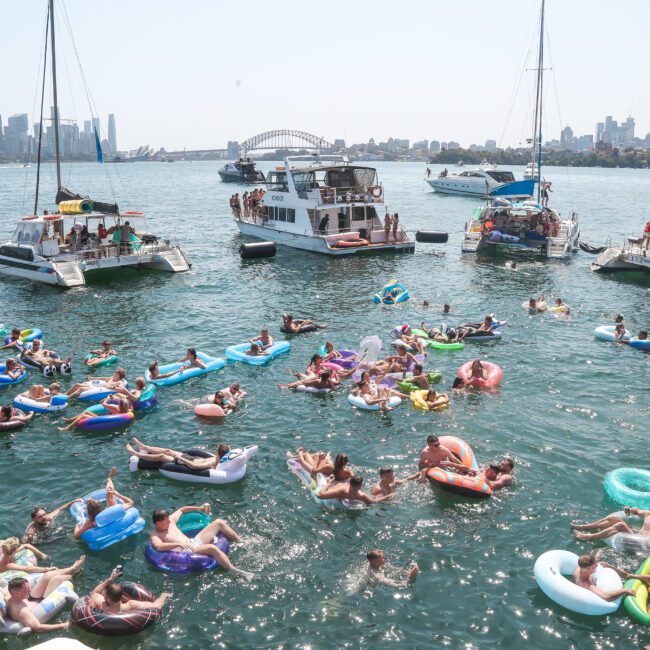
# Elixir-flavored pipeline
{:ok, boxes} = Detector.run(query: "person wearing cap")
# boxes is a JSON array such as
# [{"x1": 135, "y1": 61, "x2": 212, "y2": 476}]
[{"x1": 84, "y1": 339, "x2": 118, "y2": 367}]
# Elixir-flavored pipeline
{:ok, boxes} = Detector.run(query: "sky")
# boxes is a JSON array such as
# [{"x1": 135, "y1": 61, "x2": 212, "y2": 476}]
[{"x1": 2, "y1": 0, "x2": 650, "y2": 152}]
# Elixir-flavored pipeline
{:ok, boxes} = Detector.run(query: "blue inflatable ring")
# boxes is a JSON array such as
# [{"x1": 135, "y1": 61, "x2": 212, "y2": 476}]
[{"x1": 604, "y1": 468, "x2": 650, "y2": 509}]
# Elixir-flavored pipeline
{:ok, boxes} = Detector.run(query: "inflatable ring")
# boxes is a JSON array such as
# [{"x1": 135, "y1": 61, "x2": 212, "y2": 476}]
[
  {"x1": 84, "y1": 352, "x2": 119, "y2": 367},
  {"x1": 77, "y1": 379, "x2": 129, "y2": 403},
  {"x1": 347, "y1": 393, "x2": 401, "y2": 411},
  {"x1": 76, "y1": 404, "x2": 134, "y2": 431},
  {"x1": 19, "y1": 328, "x2": 43, "y2": 343},
  {"x1": 624, "y1": 556, "x2": 650, "y2": 626},
  {"x1": 604, "y1": 468, "x2": 650, "y2": 509},
  {"x1": 134, "y1": 384, "x2": 157, "y2": 411},
  {"x1": 534, "y1": 549, "x2": 622, "y2": 615},
  {"x1": 372, "y1": 185, "x2": 382, "y2": 198},
  {"x1": 145, "y1": 512, "x2": 231, "y2": 573},
  {"x1": 396, "y1": 372, "x2": 442, "y2": 393},
  {"x1": 0, "y1": 408, "x2": 29, "y2": 431},
  {"x1": 630, "y1": 338, "x2": 650, "y2": 351},
  {"x1": 0, "y1": 549, "x2": 38, "y2": 583},
  {"x1": 13, "y1": 390, "x2": 68, "y2": 413},
  {"x1": 70, "y1": 488, "x2": 145, "y2": 551},
  {"x1": 317, "y1": 347, "x2": 358, "y2": 369},
  {"x1": 0, "y1": 363, "x2": 27, "y2": 387},
  {"x1": 71, "y1": 582, "x2": 161, "y2": 636},
  {"x1": 195, "y1": 403, "x2": 226, "y2": 417},
  {"x1": 424, "y1": 435, "x2": 491, "y2": 499},
  {"x1": 594, "y1": 325, "x2": 630, "y2": 342},
  {"x1": 602, "y1": 511, "x2": 650, "y2": 555},
  {"x1": 458, "y1": 361, "x2": 502, "y2": 388},
  {"x1": 409, "y1": 389, "x2": 449, "y2": 412}
]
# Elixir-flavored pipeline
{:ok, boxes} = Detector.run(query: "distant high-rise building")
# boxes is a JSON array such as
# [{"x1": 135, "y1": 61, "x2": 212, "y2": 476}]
[
  {"x1": 595, "y1": 122, "x2": 604, "y2": 143},
  {"x1": 227, "y1": 141, "x2": 240, "y2": 159},
  {"x1": 485, "y1": 139, "x2": 497, "y2": 152},
  {"x1": 412, "y1": 139, "x2": 428, "y2": 151},
  {"x1": 447, "y1": 141, "x2": 460, "y2": 150},
  {"x1": 5, "y1": 113, "x2": 29, "y2": 155},
  {"x1": 560, "y1": 126, "x2": 574, "y2": 150},
  {"x1": 107, "y1": 114, "x2": 116, "y2": 152},
  {"x1": 623, "y1": 117, "x2": 635, "y2": 146},
  {"x1": 429, "y1": 140, "x2": 440, "y2": 152},
  {"x1": 92, "y1": 117, "x2": 100, "y2": 137},
  {"x1": 333, "y1": 138, "x2": 345, "y2": 149},
  {"x1": 0, "y1": 114, "x2": 3, "y2": 151},
  {"x1": 599, "y1": 114, "x2": 634, "y2": 147}
]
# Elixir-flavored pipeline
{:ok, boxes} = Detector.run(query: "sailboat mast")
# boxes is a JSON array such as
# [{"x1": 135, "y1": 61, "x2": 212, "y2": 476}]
[
  {"x1": 49, "y1": 0, "x2": 62, "y2": 191},
  {"x1": 531, "y1": 0, "x2": 545, "y2": 203}
]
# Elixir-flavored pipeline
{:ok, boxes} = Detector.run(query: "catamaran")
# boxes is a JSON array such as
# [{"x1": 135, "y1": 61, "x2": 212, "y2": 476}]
[
  {"x1": 233, "y1": 155, "x2": 415, "y2": 255},
  {"x1": 0, "y1": 0, "x2": 190, "y2": 288},
  {"x1": 460, "y1": 0, "x2": 579, "y2": 260},
  {"x1": 591, "y1": 237, "x2": 650, "y2": 275}
]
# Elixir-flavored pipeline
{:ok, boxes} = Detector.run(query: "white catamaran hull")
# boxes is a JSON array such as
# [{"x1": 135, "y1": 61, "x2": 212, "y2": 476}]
[{"x1": 236, "y1": 221, "x2": 414, "y2": 255}]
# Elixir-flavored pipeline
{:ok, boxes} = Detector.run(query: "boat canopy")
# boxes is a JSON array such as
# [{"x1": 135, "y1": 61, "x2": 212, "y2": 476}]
[{"x1": 56, "y1": 187, "x2": 119, "y2": 215}]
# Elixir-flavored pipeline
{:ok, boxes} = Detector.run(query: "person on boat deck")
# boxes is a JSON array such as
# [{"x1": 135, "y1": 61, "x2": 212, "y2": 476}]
[
  {"x1": 571, "y1": 506, "x2": 650, "y2": 541},
  {"x1": 0, "y1": 405, "x2": 33, "y2": 424},
  {"x1": 119, "y1": 220, "x2": 135, "y2": 253},
  {"x1": 177, "y1": 348, "x2": 206, "y2": 369},
  {"x1": 58, "y1": 396, "x2": 130, "y2": 431},
  {"x1": 384, "y1": 213, "x2": 391, "y2": 243},
  {"x1": 127, "y1": 438, "x2": 232, "y2": 469},
  {"x1": 245, "y1": 342, "x2": 268, "y2": 357},
  {"x1": 643, "y1": 219, "x2": 650, "y2": 251},
  {"x1": 571, "y1": 553, "x2": 634, "y2": 601},
  {"x1": 149, "y1": 504, "x2": 254, "y2": 579},
  {"x1": 1, "y1": 328, "x2": 24, "y2": 351},
  {"x1": 97, "y1": 223, "x2": 107, "y2": 240},
  {"x1": 384, "y1": 343, "x2": 419, "y2": 374},
  {"x1": 318, "y1": 213, "x2": 329, "y2": 234},
  {"x1": 66, "y1": 368, "x2": 127, "y2": 398},
  {"x1": 482, "y1": 218, "x2": 495, "y2": 236},
  {"x1": 418, "y1": 435, "x2": 462, "y2": 470},
  {"x1": 21, "y1": 382, "x2": 62, "y2": 403},
  {"x1": 21, "y1": 338, "x2": 71, "y2": 370},
  {"x1": 250, "y1": 328, "x2": 273, "y2": 350},
  {"x1": 392, "y1": 213, "x2": 399, "y2": 242},
  {"x1": 90, "y1": 568, "x2": 170, "y2": 615},
  {"x1": 365, "y1": 549, "x2": 419, "y2": 588},
  {"x1": 84, "y1": 339, "x2": 118, "y2": 367},
  {"x1": 541, "y1": 182, "x2": 552, "y2": 207},
  {"x1": 439, "y1": 168, "x2": 448, "y2": 178},
  {"x1": 242, "y1": 192, "x2": 249, "y2": 217},
  {"x1": 72, "y1": 467, "x2": 133, "y2": 540},
  {"x1": 23, "y1": 498, "x2": 82, "y2": 544},
  {"x1": 2, "y1": 358, "x2": 24, "y2": 381},
  {"x1": 319, "y1": 475, "x2": 391, "y2": 505}
]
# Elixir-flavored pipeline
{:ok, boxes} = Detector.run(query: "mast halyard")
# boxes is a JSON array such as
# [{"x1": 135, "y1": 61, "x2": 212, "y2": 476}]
[{"x1": 49, "y1": 0, "x2": 62, "y2": 191}]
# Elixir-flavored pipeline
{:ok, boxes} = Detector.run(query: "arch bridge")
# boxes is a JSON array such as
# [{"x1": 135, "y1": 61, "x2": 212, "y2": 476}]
[{"x1": 240, "y1": 129, "x2": 335, "y2": 154}]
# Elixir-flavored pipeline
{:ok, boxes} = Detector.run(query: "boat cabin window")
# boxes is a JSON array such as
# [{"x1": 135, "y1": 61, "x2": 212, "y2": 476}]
[
  {"x1": 268, "y1": 206, "x2": 295, "y2": 223},
  {"x1": 292, "y1": 171, "x2": 317, "y2": 192},
  {"x1": 12, "y1": 221, "x2": 44, "y2": 245},
  {"x1": 266, "y1": 171, "x2": 289, "y2": 192},
  {"x1": 324, "y1": 167, "x2": 376, "y2": 192},
  {"x1": 352, "y1": 206, "x2": 366, "y2": 221},
  {"x1": 486, "y1": 171, "x2": 515, "y2": 183}
]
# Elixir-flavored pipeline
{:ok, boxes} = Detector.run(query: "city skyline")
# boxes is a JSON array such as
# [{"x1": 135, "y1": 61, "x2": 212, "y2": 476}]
[{"x1": 3, "y1": 1, "x2": 650, "y2": 151}]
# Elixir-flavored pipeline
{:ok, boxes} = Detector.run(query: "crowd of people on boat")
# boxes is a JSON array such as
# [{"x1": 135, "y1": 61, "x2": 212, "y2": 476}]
[{"x1": 229, "y1": 189, "x2": 266, "y2": 219}]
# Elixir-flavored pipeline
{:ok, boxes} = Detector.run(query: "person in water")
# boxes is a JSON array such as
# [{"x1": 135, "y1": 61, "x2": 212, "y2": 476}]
[
  {"x1": 66, "y1": 368, "x2": 127, "y2": 398},
  {"x1": 287, "y1": 449, "x2": 353, "y2": 483},
  {"x1": 356, "y1": 380, "x2": 406, "y2": 413},
  {"x1": 177, "y1": 348, "x2": 206, "y2": 369},
  {"x1": 571, "y1": 506, "x2": 650, "y2": 541},
  {"x1": 571, "y1": 554, "x2": 634, "y2": 601},
  {"x1": 614, "y1": 322, "x2": 628, "y2": 343},
  {"x1": 114, "y1": 376, "x2": 147, "y2": 407},
  {"x1": 84, "y1": 340, "x2": 118, "y2": 367},
  {"x1": 0, "y1": 328, "x2": 25, "y2": 351},
  {"x1": 149, "y1": 504, "x2": 254, "y2": 579},
  {"x1": 553, "y1": 297, "x2": 570, "y2": 314},
  {"x1": 383, "y1": 343, "x2": 419, "y2": 375},
  {"x1": 419, "y1": 435, "x2": 462, "y2": 469},
  {"x1": 451, "y1": 377, "x2": 466, "y2": 393},
  {"x1": 422, "y1": 389, "x2": 449, "y2": 410},
  {"x1": 371, "y1": 467, "x2": 420, "y2": 496},
  {"x1": 526, "y1": 294, "x2": 548, "y2": 312},
  {"x1": 73, "y1": 467, "x2": 134, "y2": 540},
  {"x1": 127, "y1": 438, "x2": 232, "y2": 469},
  {"x1": 282, "y1": 314, "x2": 326, "y2": 333},
  {"x1": 90, "y1": 567, "x2": 170, "y2": 614},
  {"x1": 245, "y1": 342, "x2": 269, "y2": 357},
  {"x1": 318, "y1": 475, "x2": 390, "y2": 505},
  {"x1": 58, "y1": 396, "x2": 130, "y2": 431},
  {"x1": 250, "y1": 328, "x2": 274, "y2": 350},
  {"x1": 20, "y1": 338, "x2": 70, "y2": 371},
  {"x1": 2, "y1": 358, "x2": 24, "y2": 381},
  {"x1": 24, "y1": 498, "x2": 83, "y2": 543},
  {"x1": 365, "y1": 549, "x2": 419, "y2": 588},
  {"x1": 222, "y1": 382, "x2": 246, "y2": 404},
  {"x1": 0, "y1": 404, "x2": 33, "y2": 424}
]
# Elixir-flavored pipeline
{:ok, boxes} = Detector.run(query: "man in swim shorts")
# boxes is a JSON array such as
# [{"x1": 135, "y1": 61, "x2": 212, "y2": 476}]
[
  {"x1": 571, "y1": 506, "x2": 650, "y2": 541},
  {"x1": 371, "y1": 467, "x2": 420, "y2": 496},
  {"x1": 149, "y1": 504, "x2": 254, "y2": 580},
  {"x1": 318, "y1": 475, "x2": 391, "y2": 505},
  {"x1": 90, "y1": 567, "x2": 170, "y2": 614},
  {"x1": 418, "y1": 435, "x2": 462, "y2": 469},
  {"x1": 250, "y1": 328, "x2": 273, "y2": 350},
  {"x1": 366, "y1": 549, "x2": 419, "y2": 588},
  {"x1": 572, "y1": 554, "x2": 634, "y2": 601}
]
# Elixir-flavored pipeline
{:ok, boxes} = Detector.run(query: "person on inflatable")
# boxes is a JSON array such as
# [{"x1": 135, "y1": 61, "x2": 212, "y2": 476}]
[
  {"x1": 177, "y1": 348, "x2": 206, "y2": 369},
  {"x1": 397, "y1": 325, "x2": 426, "y2": 354},
  {"x1": 149, "y1": 504, "x2": 254, "y2": 580},
  {"x1": 126, "y1": 438, "x2": 232, "y2": 470},
  {"x1": 600, "y1": 562, "x2": 650, "y2": 609},
  {"x1": 371, "y1": 467, "x2": 420, "y2": 496},
  {"x1": 0, "y1": 329, "x2": 25, "y2": 351},
  {"x1": 278, "y1": 369, "x2": 341, "y2": 391},
  {"x1": 90, "y1": 567, "x2": 170, "y2": 614},
  {"x1": 553, "y1": 297, "x2": 570, "y2": 314},
  {"x1": 84, "y1": 340, "x2": 118, "y2": 367},
  {"x1": 469, "y1": 360, "x2": 486, "y2": 381},
  {"x1": 418, "y1": 435, "x2": 462, "y2": 470},
  {"x1": 407, "y1": 364, "x2": 432, "y2": 390},
  {"x1": 572, "y1": 554, "x2": 634, "y2": 601},
  {"x1": 282, "y1": 314, "x2": 326, "y2": 333},
  {"x1": 0, "y1": 405, "x2": 33, "y2": 425},
  {"x1": 114, "y1": 377, "x2": 147, "y2": 408},
  {"x1": 250, "y1": 328, "x2": 274, "y2": 351},
  {"x1": 383, "y1": 344, "x2": 419, "y2": 374},
  {"x1": 20, "y1": 382, "x2": 62, "y2": 404},
  {"x1": 571, "y1": 506, "x2": 650, "y2": 542},
  {"x1": 221, "y1": 382, "x2": 246, "y2": 404},
  {"x1": 58, "y1": 397, "x2": 130, "y2": 431},
  {"x1": 365, "y1": 549, "x2": 419, "y2": 588},
  {"x1": 20, "y1": 338, "x2": 70, "y2": 371},
  {"x1": 421, "y1": 389, "x2": 449, "y2": 410},
  {"x1": 73, "y1": 467, "x2": 134, "y2": 539},
  {"x1": 355, "y1": 380, "x2": 406, "y2": 413},
  {"x1": 148, "y1": 361, "x2": 183, "y2": 381},
  {"x1": 0, "y1": 536, "x2": 50, "y2": 574},
  {"x1": 66, "y1": 368, "x2": 127, "y2": 399},
  {"x1": 319, "y1": 475, "x2": 391, "y2": 505},
  {"x1": 24, "y1": 498, "x2": 82, "y2": 543},
  {"x1": 2, "y1": 358, "x2": 24, "y2": 382}
]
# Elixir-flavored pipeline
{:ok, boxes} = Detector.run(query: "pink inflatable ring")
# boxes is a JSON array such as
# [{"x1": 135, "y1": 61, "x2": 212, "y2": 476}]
[
  {"x1": 458, "y1": 361, "x2": 503, "y2": 388},
  {"x1": 195, "y1": 403, "x2": 226, "y2": 417}
]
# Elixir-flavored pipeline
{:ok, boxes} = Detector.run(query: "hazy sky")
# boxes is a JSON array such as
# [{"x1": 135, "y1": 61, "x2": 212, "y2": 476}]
[{"x1": 3, "y1": 0, "x2": 649, "y2": 151}]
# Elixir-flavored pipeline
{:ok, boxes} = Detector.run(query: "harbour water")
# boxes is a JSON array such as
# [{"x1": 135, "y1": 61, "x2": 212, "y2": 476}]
[{"x1": 0, "y1": 161, "x2": 649, "y2": 648}]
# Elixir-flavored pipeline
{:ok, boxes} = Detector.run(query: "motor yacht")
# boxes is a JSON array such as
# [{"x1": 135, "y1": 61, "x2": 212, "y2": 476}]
[
  {"x1": 427, "y1": 168, "x2": 534, "y2": 198},
  {"x1": 219, "y1": 158, "x2": 265, "y2": 184}
]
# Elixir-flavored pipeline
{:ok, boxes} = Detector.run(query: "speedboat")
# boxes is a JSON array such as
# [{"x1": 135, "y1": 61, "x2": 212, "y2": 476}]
[
  {"x1": 461, "y1": 198, "x2": 579, "y2": 259},
  {"x1": 427, "y1": 168, "x2": 534, "y2": 198},
  {"x1": 219, "y1": 158, "x2": 265, "y2": 184},
  {"x1": 591, "y1": 238, "x2": 650, "y2": 274},
  {"x1": 233, "y1": 155, "x2": 415, "y2": 255}
]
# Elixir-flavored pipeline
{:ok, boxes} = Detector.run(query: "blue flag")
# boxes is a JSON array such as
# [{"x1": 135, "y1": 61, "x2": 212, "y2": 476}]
[{"x1": 94, "y1": 127, "x2": 104, "y2": 163}]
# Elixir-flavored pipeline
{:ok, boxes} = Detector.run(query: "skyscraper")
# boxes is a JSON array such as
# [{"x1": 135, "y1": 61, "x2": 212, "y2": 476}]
[{"x1": 107, "y1": 114, "x2": 116, "y2": 152}]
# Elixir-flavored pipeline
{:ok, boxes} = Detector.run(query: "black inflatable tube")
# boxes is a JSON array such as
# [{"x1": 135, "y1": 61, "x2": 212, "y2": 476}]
[
  {"x1": 159, "y1": 448, "x2": 215, "y2": 478},
  {"x1": 239, "y1": 242, "x2": 277, "y2": 259},
  {"x1": 415, "y1": 231, "x2": 449, "y2": 244}
]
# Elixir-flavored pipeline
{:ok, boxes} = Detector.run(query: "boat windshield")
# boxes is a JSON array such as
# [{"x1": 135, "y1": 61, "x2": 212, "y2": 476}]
[
  {"x1": 486, "y1": 171, "x2": 515, "y2": 183},
  {"x1": 266, "y1": 171, "x2": 288, "y2": 192},
  {"x1": 324, "y1": 167, "x2": 376, "y2": 192},
  {"x1": 11, "y1": 220, "x2": 45, "y2": 245}
]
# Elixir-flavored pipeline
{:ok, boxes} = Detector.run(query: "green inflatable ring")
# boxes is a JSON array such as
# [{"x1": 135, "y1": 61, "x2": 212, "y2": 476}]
[
  {"x1": 397, "y1": 372, "x2": 442, "y2": 393},
  {"x1": 624, "y1": 556, "x2": 650, "y2": 626}
]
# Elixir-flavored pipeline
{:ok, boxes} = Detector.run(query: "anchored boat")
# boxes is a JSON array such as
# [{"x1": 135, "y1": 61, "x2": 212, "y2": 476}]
[
  {"x1": 591, "y1": 238, "x2": 650, "y2": 274},
  {"x1": 233, "y1": 155, "x2": 415, "y2": 255}
]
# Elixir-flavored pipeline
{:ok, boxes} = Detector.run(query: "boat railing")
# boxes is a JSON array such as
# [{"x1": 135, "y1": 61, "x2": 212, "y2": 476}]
[
  {"x1": 318, "y1": 185, "x2": 384, "y2": 206},
  {"x1": 59, "y1": 237, "x2": 171, "y2": 263}
]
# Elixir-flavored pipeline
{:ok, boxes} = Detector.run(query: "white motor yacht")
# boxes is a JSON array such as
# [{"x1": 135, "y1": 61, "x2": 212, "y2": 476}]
[
  {"x1": 233, "y1": 156, "x2": 415, "y2": 255},
  {"x1": 591, "y1": 238, "x2": 650, "y2": 274},
  {"x1": 427, "y1": 168, "x2": 534, "y2": 198}
]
